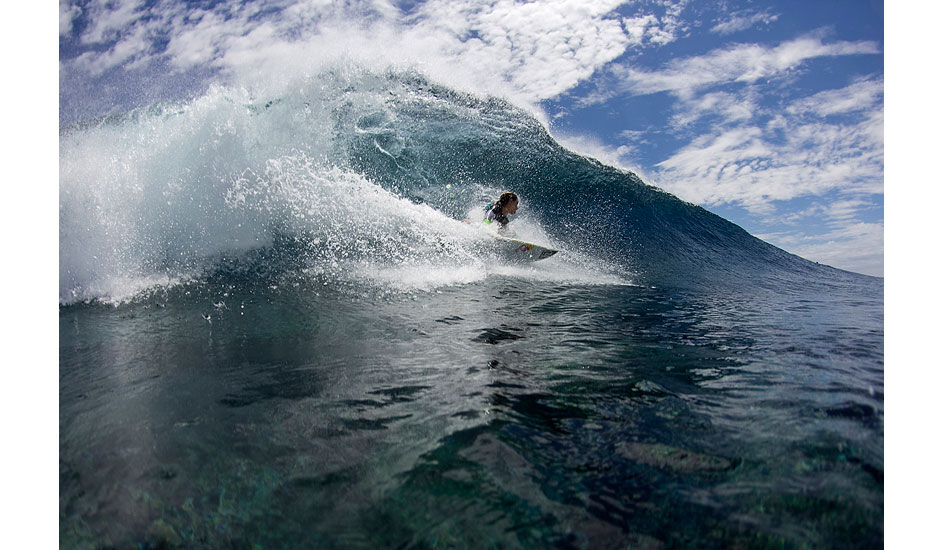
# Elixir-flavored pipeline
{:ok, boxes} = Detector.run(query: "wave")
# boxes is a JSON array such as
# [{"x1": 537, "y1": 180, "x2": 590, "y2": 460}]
[{"x1": 59, "y1": 66, "x2": 860, "y2": 305}]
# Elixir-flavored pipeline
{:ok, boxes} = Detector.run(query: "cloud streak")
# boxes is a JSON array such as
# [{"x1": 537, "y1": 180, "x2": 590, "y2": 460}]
[
  {"x1": 653, "y1": 89, "x2": 883, "y2": 212},
  {"x1": 710, "y1": 10, "x2": 779, "y2": 35},
  {"x1": 611, "y1": 34, "x2": 879, "y2": 98},
  {"x1": 787, "y1": 76, "x2": 884, "y2": 116}
]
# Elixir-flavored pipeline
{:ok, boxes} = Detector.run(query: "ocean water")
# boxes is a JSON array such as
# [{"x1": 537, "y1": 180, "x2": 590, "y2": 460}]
[{"x1": 60, "y1": 68, "x2": 883, "y2": 548}]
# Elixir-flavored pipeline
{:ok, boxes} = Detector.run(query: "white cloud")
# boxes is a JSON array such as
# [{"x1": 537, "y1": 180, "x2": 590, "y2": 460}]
[
  {"x1": 163, "y1": 7, "x2": 252, "y2": 70},
  {"x1": 622, "y1": 15, "x2": 657, "y2": 44},
  {"x1": 60, "y1": 0, "x2": 701, "y2": 108},
  {"x1": 78, "y1": 0, "x2": 148, "y2": 45},
  {"x1": 652, "y1": 105, "x2": 883, "y2": 213},
  {"x1": 787, "y1": 76, "x2": 884, "y2": 116},
  {"x1": 651, "y1": 113, "x2": 879, "y2": 215},
  {"x1": 61, "y1": 0, "x2": 375, "y2": 75},
  {"x1": 407, "y1": 0, "x2": 646, "y2": 101},
  {"x1": 73, "y1": 23, "x2": 154, "y2": 75},
  {"x1": 758, "y1": 217, "x2": 883, "y2": 277},
  {"x1": 669, "y1": 90, "x2": 757, "y2": 129},
  {"x1": 710, "y1": 11, "x2": 779, "y2": 35},
  {"x1": 610, "y1": 35, "x2": 879, "y2": 98},
  {"x1": 823, "y1": 198, "x2": 876, "y2": 224},
  {"x1": 60, "y1": 0, "x2": 82, "y2": 36}
]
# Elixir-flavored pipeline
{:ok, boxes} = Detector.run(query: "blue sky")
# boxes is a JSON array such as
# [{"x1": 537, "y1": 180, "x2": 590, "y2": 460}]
[{"x1": 56, "y1": 0, "x2": 884, "y2": 276}]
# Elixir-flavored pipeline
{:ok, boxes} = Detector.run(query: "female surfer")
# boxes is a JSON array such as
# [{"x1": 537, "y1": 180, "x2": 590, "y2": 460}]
[{"x1": 484, "y1": 192, "x2": 519, "y2": 230}]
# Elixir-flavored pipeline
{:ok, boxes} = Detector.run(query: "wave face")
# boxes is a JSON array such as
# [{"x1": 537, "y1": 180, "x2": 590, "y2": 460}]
[{"x1": 60, "y1": 67, "x2": 859, "y2": 304}]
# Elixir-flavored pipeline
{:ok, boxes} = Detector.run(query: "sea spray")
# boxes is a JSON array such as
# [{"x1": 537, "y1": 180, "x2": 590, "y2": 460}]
[{"x1": 60, "y1": 71, "x2": 639, "y2": 304}]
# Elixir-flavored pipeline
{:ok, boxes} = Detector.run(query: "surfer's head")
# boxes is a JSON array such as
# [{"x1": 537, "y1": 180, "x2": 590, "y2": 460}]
[{"x1": 497, "y1": 192, "x2": 519, "y2": 215}]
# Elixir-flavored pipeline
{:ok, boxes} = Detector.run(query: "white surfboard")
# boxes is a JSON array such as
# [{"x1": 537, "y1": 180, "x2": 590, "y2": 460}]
[
  {"x1": 491, "y1": 235, "x2": 558, "y2": 262},
  {"x1": 461, "y1": 213, "x2": 558, "y2": 262}
]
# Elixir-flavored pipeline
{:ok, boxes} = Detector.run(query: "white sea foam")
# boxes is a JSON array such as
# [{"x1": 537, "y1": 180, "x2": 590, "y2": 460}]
[{"x1": 59, "y1": 69, "x2": 628, "y2": 305}]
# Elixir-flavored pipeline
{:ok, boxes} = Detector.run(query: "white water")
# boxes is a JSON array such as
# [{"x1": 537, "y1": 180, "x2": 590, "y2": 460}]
[{"x1": 60, "y1": 79, "x2": 624, "y2": 305}]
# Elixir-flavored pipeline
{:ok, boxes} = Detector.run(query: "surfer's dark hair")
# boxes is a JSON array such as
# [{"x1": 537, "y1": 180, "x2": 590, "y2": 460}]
[{"x1": 495, "y1": 192, "x2": 518, "y2": 208}]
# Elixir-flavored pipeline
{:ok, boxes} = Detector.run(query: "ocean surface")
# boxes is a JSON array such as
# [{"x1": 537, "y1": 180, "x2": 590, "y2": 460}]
[{"x1": 60, "y1": 68, "x2": 883, "y2": 548}]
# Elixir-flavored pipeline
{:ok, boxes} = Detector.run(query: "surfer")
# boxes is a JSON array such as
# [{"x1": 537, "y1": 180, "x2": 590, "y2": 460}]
[{"x1": 484, "y1": 192, "x2": 519, "y2": 230}]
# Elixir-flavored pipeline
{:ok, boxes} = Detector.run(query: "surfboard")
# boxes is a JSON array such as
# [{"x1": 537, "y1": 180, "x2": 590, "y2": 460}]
[
  {"x1": 461, "y1": 214, "x2": 558, "y2": 262},
  {"x1": 491, "y1": 235, "x2": 558, "y2": 262}
]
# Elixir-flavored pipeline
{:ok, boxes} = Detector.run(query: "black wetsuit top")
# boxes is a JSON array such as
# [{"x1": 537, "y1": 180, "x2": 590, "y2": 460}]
[{"x1": 484, "y1": 204, "x2": 510, "y2": 228}]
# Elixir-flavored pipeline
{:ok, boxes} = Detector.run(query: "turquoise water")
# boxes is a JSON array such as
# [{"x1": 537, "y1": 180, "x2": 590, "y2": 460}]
[{"x1": 60, "y1": 69, "x2": 883, "y2": 548}]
